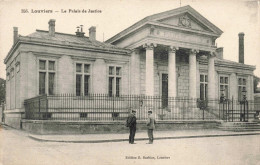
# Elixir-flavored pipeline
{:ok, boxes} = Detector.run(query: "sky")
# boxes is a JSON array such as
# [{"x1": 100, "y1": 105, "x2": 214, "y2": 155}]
[{"x1": 0, "y1": 0, "x2": 259, "y2": 80}]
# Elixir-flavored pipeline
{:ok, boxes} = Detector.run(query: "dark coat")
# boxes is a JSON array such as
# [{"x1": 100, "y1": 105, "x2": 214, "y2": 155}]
[
  {"x1": 146, "y1": 115, "x2": 156, "y2": 130},
  {"x1": 128, "y1": 113, "x2": 137, "y2": 128}
]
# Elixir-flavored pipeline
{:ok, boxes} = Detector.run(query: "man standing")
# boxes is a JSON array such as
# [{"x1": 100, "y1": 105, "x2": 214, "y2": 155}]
[
  {"x1": 146, "y1": 110, "x2": 155, "y2": 144},
  {"x1": 127, "y1": 109, "x2": 137, "y2": 144}
]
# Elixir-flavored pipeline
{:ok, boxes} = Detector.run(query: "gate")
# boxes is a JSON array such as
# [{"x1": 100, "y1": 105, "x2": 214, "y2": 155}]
[{"x1": 220, "y1": 98, "x2": 248, "y2": 122}]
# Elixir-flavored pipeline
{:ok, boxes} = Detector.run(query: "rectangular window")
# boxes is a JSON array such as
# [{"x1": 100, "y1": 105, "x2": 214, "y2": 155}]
[
  {"x1": 48, "y1": 61, "x2": 55, "y2": 71},
  {"x1": 39, "y1": 72, "x2": 46, "y2": 95},
  {"x1": 109, "y1": 66, "x2": 114, "y2": 75},
  {"x1": 109, "y1": 77, "x2": 113, "y2": 97},
  {"x1": 76, "y1": 75, "x2": 82, "y2": 96},
  {"x1": 76, "y1": 64, "x2": 82, "y2": 72},
  {"x1": 84, "y1": 75, "x2": 89, "y2": 96},
  {"x1": 75, "y1": 63, "x2": 91, "y2": 96},
  {"x1": 108, "y1": 66, "x2": 122, "y2": 97},
  {"x1": 39, "y1": 60, "x2": 55, "y2": 95},
  {"x1": 219, "y1": 76, "x2": 229, "y2": 99},
  {"x1": 116, "y1": 67, "x2": 121, "y2": 76},
  {"x1": 84, "y1": 64, "x2": 90, "y2": 73},
  {"x1": 39, "y1": 60, "x2": 46, "y2": 70},
  {"x1": 48, "y1": 73, "x2": 55, "y2": 95},
  {"x1": 200, "y1": 74, "x2": 208, "y2": 100},
  {"x1": 238, "y1": 77, "x2": 247, "y2": 101},
  {"x1": 116, "y1": 78, "x2": 120, "y2": 97}
]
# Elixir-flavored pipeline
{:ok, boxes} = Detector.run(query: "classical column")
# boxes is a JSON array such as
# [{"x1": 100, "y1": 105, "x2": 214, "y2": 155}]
[
  {"x1": 189, "y1": 49, "x2": 198, "y2": 99},
  {"x1": 168, "y1": 46, "x2": 178, "y2": 98},
  {"x1": 208, "y1": 53, "x2": 216, "y2": 100},
  {"x1": 143, "y1": 43, "x2": 156, "y2": 96}
]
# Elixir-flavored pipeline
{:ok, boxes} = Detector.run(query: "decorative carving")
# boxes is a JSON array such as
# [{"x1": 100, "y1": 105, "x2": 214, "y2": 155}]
[
  {"x1": 168, "y1": 46, "x2": 179, "y2": 53},
  {"x1": 189, "y1": 49, "x2": 199, "y2": 54},
  {"x1": 208, "y1": 51, "x2": 216, "y2": 58},
  {"x1": 178, "y1": 15, "x2": 191, "y2": 28},
  {"x1": 143, "y1": 43, "x2": 157, "y2": 50}
]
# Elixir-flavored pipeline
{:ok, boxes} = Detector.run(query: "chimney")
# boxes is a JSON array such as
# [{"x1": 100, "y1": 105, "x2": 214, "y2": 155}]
[
  {"x1": 48, "y1": 19, "x2": 56, "y2": 37},
  {"x1": 216, "y1": 47, "x2": 223, "y2": 59},
  {"x1": 238, "y1": 32, "x2": 244, "y2": 64},
  {"x1": 13, "y1": 27, "x2": 18, "y2": 45},
  {"x1": 75, "y1": 25, "x2": 85, "y2": 37},
  {"x1": 89, "y1": 26, "x2": 96, "y2": 40}
]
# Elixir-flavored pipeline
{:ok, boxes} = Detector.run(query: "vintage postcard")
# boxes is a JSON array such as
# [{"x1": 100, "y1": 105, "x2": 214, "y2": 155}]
[{"x1": 0, "y1": 0, "x2": 259, "y2": 165}]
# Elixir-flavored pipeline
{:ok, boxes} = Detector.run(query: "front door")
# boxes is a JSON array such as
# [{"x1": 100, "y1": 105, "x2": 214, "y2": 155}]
[{"x1": 162, "y1": 74, "x2": 168, "y2": 108}]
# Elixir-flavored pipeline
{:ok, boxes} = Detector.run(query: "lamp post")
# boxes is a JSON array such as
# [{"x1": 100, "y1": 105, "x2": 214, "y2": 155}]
[
  {"x1": 220, "y1": 88, "x2": 226, "y2": 120},
  {"x1": 242, "y1": 88, "x2": 247, "y2": 122}
]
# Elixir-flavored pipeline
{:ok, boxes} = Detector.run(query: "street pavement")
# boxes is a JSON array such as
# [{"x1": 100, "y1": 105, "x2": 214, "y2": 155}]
[
  {"x1": 28, "y1": 128, "x2": 260, "y2": 143},
  {"x1": 0, "y1": 124, "x2": 260, "y2": 165}
]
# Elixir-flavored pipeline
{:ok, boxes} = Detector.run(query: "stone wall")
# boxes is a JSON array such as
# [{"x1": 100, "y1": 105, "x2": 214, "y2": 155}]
[
  {"x1": 21, "y1": 120, "x2": 220, "y2": 135},
  {"x1": 177, "y1": 64, "x2": 189, "y2": 97}
]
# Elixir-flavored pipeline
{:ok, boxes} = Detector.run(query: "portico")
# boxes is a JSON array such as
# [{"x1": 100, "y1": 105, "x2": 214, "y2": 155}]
[
  {"x1": 139, "y1": 44, "x2": 216, "y2": 100},
  {"x1": 107, "y1": 5, "x2": 222, "y2": 101}
]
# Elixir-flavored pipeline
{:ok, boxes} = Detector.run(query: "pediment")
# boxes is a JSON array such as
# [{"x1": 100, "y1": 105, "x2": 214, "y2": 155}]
[
  {"x1": 156, "y1": 13, "x2": 214, "y2": 33},
  {"x1": 106, "y1": 5, "x2": 223, "y2": 45}
]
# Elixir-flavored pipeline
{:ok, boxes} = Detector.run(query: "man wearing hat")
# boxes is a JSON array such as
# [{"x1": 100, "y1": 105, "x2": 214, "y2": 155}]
[
  {"x1": 127, "y1": 109, "x2": 137, "y2": 144},
  {"x1": 146, "y1": 109, "x2": 156, "y2": 144}
]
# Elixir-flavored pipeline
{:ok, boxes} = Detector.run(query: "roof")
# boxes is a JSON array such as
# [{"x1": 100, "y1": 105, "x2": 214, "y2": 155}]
[
  {"x1": 28, "y1": 30, "x2": 128, "y2": 52},
  {"x1": 4, "y1": 30, "x2": 130, "y2": 64},
  {"x1": 216, "y1": 58, "x2": 255, "y2": 69},
  {"x1": 199, "y1": 57, "x2": 256, "y2": 71},
  {"x1": 106, "y1": 5, "x2": 223, "y2": 44}
]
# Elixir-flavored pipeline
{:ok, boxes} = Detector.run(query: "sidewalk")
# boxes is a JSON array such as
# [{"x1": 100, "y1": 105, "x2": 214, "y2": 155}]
[{"x1": 29, "y1": 129, "x2": 260, "y2": 143}]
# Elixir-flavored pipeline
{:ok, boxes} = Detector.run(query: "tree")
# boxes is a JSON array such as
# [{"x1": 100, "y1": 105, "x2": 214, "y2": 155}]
[
  {"x1": 254, "y1": 75, "x2": 260, "y2": 93},
  {"x1": 0, "y1": 78, "x2": 5, "y2": 104}
]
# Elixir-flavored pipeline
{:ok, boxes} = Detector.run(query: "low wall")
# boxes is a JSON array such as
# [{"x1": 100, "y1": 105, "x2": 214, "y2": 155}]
[
  {"x1": 4, "y1": 110, "x2": 24, "y2": 129},
  {"x1": 21, "y1": 119, "x2": 221, "y2": 135}
]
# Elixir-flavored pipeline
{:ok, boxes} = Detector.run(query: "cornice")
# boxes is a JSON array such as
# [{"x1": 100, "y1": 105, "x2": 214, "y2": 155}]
[
  {"x1": 148, "y1": 21, "x2": 220, "y2": 37},
  {"x1": 128, "y1": 36, "x2": 216, "y2": 52},
  {"x1": 4, "y1": 37, "x2": 131, "y2": 64}
]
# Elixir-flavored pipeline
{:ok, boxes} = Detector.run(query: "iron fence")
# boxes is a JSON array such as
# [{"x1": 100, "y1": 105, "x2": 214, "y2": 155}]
[{"x1": 24, "y1": 94, "x2": 260, "y2": 121}]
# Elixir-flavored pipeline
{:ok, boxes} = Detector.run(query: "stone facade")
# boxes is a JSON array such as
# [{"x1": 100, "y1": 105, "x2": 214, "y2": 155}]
[{"x1": 4, "y1": 5, "x2": 256, "y2": 129}]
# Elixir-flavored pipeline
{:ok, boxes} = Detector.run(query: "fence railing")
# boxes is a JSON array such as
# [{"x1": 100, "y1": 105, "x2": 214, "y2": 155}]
[
  {"x1": 220, "y1": 99, "x2": 260, "y2": 122},
  {"x1": 23, "y1": 94, "x2": 260, "y2": 121}
]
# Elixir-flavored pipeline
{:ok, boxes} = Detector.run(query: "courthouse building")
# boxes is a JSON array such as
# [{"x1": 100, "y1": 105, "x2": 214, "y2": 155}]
[{"x1": 4, "y1": 5, "x2": 256, "y2": 129}]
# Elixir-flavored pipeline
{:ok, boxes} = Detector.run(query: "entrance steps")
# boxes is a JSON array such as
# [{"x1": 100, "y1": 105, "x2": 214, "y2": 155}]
[{"x1": 218, "y1": 121, "x2": 260, "y2": 132}]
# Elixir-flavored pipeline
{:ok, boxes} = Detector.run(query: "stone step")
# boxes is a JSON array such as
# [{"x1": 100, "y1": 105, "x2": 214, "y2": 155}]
[
  {"x1": 219, "y1": 126, "x2": 260, "y2": 129},
  {"x1": 221, "y1": 122, "x2": 259, "y2": 126},
  {"x1": 221, "y1": 129, "x2": 260, "y2": 132},
  {"x1": 218, "y1": 121, "x2": 260, "y2": 131},
  {"x1": 220, "y1": 123, "x2": 260, "y2": 127}
]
